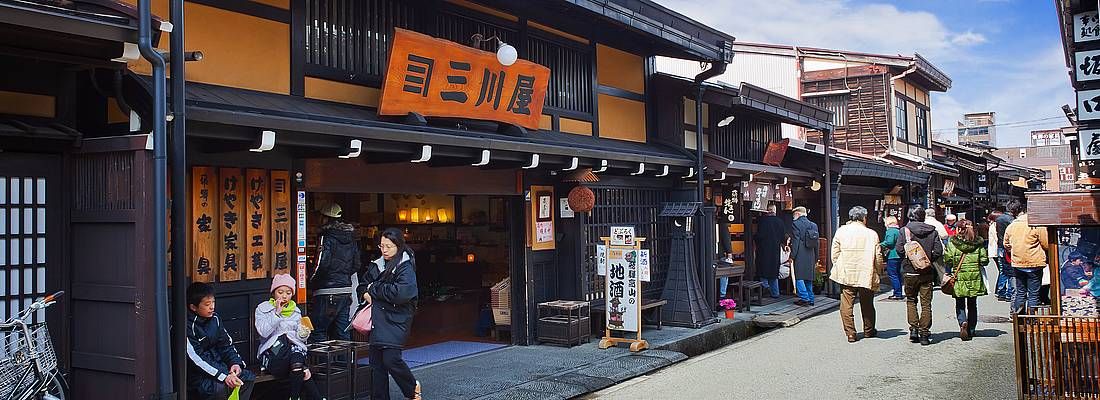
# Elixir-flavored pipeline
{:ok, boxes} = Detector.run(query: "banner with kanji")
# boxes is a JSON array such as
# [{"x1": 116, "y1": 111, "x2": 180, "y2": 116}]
[{"x1": 378, "y1": 28, "x2": 551, "y2": 129}]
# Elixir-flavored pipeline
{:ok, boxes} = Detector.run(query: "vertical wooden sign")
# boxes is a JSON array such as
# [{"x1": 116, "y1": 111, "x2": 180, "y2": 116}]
[
  {"x1": 530, "y1": 185, "x2": 555, "y2": 251},
  {"x1": 218, "y1": 168, "x2": 244, "y2": 282},
  {"x1": 246, "y1": 169, "x2": 270, "y2": 280},
  {"x1": 270, "y1": 170, "x2": 291, "y2": 274},
  {"x1": 191, "y1": 167, "x2": 218, "y2": 283}
]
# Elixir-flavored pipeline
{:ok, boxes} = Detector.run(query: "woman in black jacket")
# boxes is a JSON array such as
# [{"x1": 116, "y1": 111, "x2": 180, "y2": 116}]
[{"x1": 359, "y1": 228, "x2": 420, "y2": 400}]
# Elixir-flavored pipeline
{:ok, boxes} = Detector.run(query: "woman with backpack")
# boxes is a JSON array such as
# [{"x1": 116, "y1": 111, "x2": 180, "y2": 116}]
[
  {"x1": 359, "y1": 228, "x2": 421, "y2": 400},
  {"x1": 943, "y1": 220, "x2": 989, "y2": 341}
]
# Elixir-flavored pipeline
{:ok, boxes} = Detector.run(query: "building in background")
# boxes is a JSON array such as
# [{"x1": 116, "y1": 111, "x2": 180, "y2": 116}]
[
  {"x1": 992, "y1": 132, "x2": 1076, "y2": 191},
  {"x1": 1030, "y1": 127, "x2": 1072, "y2": 146},
  {"x1": 957, "y1": 112, "x2": 997, "y2": 147}
]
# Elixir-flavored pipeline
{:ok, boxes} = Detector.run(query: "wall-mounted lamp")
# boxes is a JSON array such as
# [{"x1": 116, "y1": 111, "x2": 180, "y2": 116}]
[
  {"x1": 717, "y1": 115, "x2": 736, "y2": 127},
  {"x1": 466, "y1": 253, "x2": 477, "y2": 263},
  {"x1": 810, "y1": 180, "x2": 822, "y2": 192},
  {"x1": 250, "y1": 130, "x2": 276, "y2": 152},
  {"x1": 471, "y1": 34, "x2": 518, "y2": 66}
]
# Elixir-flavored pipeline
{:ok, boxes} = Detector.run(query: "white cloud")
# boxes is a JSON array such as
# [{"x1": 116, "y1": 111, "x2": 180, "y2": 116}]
[{"x1": 951, "y1": 31, "x2": 988, "y2": 46}]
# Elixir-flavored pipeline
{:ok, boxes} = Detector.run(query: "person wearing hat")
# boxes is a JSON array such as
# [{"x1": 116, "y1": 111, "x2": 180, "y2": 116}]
[
  {"x1": 789, "y1": 206, "x2": 820, "y2": 306},
  {"x1": 309, "y1": 202, "x2": 362, "y2": 342},
  {"x1": 255, "y1": 274, "x2": 323, "y2": 399}
]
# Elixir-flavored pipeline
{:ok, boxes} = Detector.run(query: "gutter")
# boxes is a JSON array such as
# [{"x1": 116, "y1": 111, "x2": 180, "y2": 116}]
[
  {"x1": 168, "y1": 0, "x2": 188, "y2": 396},
  {"x1": 137, "y1": 0, "x2": 172, "y2": 396},
  {"x1": 693, "y1": 58, "x2": 727, "y2": 311}
]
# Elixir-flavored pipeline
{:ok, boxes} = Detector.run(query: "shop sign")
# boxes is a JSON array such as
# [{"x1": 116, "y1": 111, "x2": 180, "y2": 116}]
[
  {"x1": 296, "y1": 190, "x2": 308, "y2": 302},
  {"x1": 721, "y1": 190, "x2": 739, "y2": 223},
  {"x1": 773, "y1": 184, "x2": 792, "y2": 203},
  {"x1": 530, "y1": 186, "x2": 555, "y2": 251},
  {"x1": 943, "y1": 179, "x2": 956, "y2": 196},
  {"x1": 1078, "y1": 88, "x2": 1100, "y2": 122},
  {"x1": 378, "y1": 28, "x2": 551, "y2": 130},
  {"x1": 192, "y1": 167, "x2": 218, "y2": 283},
  {"x1": 596, "y1": 244, "x2": 607, "y2": 275},
  {"x1": 270, "y1": 171, "x2": 291, "y2": 274},
  {"x1": 246, "y1": 169, "x2": 269, "y2": 279},
  {"x1": 741, "y1": 181, "x2": 770, "y2": 212},
  {"x1": 1075, "y1": 49, "x2": 1100, "y2": 83},
  {"x1": 1075, "y1": 11, "x2": 1100, "y2": 43},
  {"x1": 762, "y1": 139, "x2": 789, "y2": 166},
  {"x1": 1080, "y1": 129, "x2": 1100, "y2": 161},
  {"x1": 610, "y1": 226, "x2": 636, "y2": 246},
  {"x1": 218, "y1": 168, "x2": 244, "y2": 282},
  {"x1": 606, "y1": 248, "x2": 640, "y2": 332},
  {"x1": 559, "y1": 198, "x2": 574, "y2": 218}
]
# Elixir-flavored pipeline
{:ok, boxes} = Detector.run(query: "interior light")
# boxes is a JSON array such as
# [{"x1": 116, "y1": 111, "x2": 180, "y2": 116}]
[
  {"x1": 398, "y1": 209, "x2": 409, "y2": 222},
  {"x1": 437, "y1": 208, "x2": 448, "y2": 223},
  {"x1": 411, "y1": 208, "x2": 420, "y2": 223},
  {"x1": 467, "y1": 253, "x2": 477, "y2": 263}
]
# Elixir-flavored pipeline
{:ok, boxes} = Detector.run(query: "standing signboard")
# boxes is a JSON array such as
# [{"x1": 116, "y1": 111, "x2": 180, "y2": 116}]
[
  {"x1": 192, "y1": 167, "x2": 218, "y2": 283},
  {"x1": 218, "y1": 168, "x2": 243, "y2": 282},
  {"x1": 598, "y1": 226, "x2": 650, "y2": 352}
]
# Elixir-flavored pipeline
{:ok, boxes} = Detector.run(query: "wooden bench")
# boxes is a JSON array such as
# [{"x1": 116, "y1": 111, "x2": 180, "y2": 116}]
[
  {"x1": 716, "y1": 263, "x2": 761, "y2": 311},
  {"x1": 591, "y1": 298, "x2": 668, "y2": 330}
]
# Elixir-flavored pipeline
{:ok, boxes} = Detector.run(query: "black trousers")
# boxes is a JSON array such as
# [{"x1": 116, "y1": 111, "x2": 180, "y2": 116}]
[{"x1": 370, "y1": 345, "x2": 417, "y2": 400}]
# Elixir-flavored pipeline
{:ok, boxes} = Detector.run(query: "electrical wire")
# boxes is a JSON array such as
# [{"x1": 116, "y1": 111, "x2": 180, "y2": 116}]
[{"x1": 931, "y1": 115, "x2": 1068, "y2": 132}]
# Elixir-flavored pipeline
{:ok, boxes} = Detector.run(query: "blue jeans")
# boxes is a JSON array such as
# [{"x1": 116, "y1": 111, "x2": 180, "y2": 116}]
[
  {"x1": 956, "y1": 296, "x2": 978, "y2": 328},
  {"x1": 796, "y1": 279, "x2": 815, "y2": 303},
  {"x1": 309, "y1": 293, "x2": 352, "y2": 342},
  {"x1": 1012, "y1": 267, "x2": 1044, "y2": 314},
  {"x1": 886, "y1": 258, "x2": 903, "y2": 298},
  {"x1": 760, "y1": 278, "x2": 781, "y2": 298},
  {"x1": 995, "y1": 257, "x2": 1014, "y2": 298},
  {"x1": 719, "y1": 277, "x2": 729, "y2": 297}
]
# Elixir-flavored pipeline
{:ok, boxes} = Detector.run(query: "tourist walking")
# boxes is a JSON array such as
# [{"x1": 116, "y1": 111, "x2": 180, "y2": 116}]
[
  {"x1": 987, "y1": 211, "x2": 1012, "y2": 301},
  {"x1": 995, "y1": 204, "x2": 1018, "y2": 301},
  {"x1": 943, "y1": 220, "x2": 989, "y2": 341},
  {"x1": 309, "y1": 203, "x2": 363, "y2": 342},
  {"x1": 790, "y1": 206, "x2": 821, "y2": 306},
  {"x1": 944, "y1": 214, "x2": 958, "y2": 237},
  {"x1": 360, "y1": 228, "x2": 422, "y2": 400},
  {"x1": 1003, "y1": 202, "x2": 1049, "y2": 315},
  {"x1": 880, "y1": 216, "x2": 904, "y2": 300},
  {"x1": 754, "y1": 204, "x2": 786, "y2": 298},
  {"x1": 829, "y1": 206, "x2": 883, "y2": 342},
  {"x1": 896, "y1": 205, "x2": 945, "y2": 345}
]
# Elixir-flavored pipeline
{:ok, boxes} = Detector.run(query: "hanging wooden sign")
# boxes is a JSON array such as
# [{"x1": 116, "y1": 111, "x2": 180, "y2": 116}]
[
  {"x1": 218, "y1": 168, "x2": 244, "y2": 282},
  {"x1": 191, "y1": 167, "x2": 218, "y2": 283},
  {"x1": 246, "y1": 169, "x2": 270, "y2": 280},
  {"x1": 270, "y1": 170, "x2": 291, "y2": 274},
  {"x1": 378, "y1": 28, "x2": 551, "y2": 130}
]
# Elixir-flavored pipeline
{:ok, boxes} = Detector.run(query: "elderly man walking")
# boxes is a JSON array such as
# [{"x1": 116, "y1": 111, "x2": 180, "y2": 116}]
[
  {"x1": 790, "y1": 206, "x2": 821, "y2": 306},
  {"x1": 830, "y1": 206, "x2": 884, "y2": 342}
]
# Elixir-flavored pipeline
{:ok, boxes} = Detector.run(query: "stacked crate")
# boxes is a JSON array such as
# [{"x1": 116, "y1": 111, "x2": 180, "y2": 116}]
[{"x1": 490, "y1": 277, "x2": 510, "y2": 326}]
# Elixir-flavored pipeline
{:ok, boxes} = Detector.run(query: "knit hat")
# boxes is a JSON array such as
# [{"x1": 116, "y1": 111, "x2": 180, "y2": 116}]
[
  {"x1": 270, "y1": 274, "x2": 295, "y2": 294},
  {"x1": 320, "y1": 203, "x2": 343, "y2": 218}
]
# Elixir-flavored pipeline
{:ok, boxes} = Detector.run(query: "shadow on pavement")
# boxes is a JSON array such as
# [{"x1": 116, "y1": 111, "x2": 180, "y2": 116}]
[{"x1": 872, "y1": 328, "x2": 908, "y2": 339}]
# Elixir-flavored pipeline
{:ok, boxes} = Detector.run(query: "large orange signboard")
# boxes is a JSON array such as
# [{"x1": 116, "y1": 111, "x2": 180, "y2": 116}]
[{"x1": 379, "y1": 28, "x2": 551, "y2": 130}]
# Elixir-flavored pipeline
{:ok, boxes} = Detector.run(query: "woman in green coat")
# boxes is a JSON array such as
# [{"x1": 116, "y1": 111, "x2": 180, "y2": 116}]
[{"x1": 944, "y1": 220, "x2": 988, "y2": 341}]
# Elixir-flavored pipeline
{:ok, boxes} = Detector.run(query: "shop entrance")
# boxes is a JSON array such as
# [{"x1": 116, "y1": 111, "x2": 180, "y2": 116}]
[{"x1": 303, "y1": 158, "x2": 525, "y2": 366}]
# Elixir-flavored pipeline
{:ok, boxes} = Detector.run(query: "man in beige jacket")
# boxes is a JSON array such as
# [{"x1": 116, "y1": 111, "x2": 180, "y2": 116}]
[
  {"x1": 1002, "y1": 205, "x2": 1049, "y2": 314},
  {"x1": 830, "y1": 206, "x2": 884, "y2": 342}
]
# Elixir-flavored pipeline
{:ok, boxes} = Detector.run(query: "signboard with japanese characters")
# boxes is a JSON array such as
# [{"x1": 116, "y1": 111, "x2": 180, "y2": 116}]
[
  {"x1": 378, "y1": 28, "x2": 551, "y2": 130},
  {"x1": 296, "y1": 190, "x2": 308, "y2": 302},
  {"x1": 610, "y1": 226, "x2": 635, "y2": 246},
  {"x1": 1076, "y1": 49, "x2": 1100, "y2": 83},
  {"x1": 559, "y1": 198, "x2": 574, "y2": 218},
  {"x1": 596, "y1": 244, "x2": 608, "y2": 275},
  {"x1": 637, "y1": 250, "x2": 651, "y2": 282},
  {"x1": 270, "y1": 170, "x2": 291, "y2": 274},
  {"x1": 1080, "y1": 129, "x2": 1100, "y2": 161},
  {"x1": 529, "y1": 186, "x2": 555, "y2": 251},
  {"x1": 605, "y1": 248, "x2": 640, "y2": 332},
  {"x1": 1075, "y1": 11, "x2": 1100, "y2": 43},
  {"x1": 191, "y1": 167, "x2": 218, "y2": 283},
  {"x1": 246, "y1": 169, "x2": 269, "y2": 279},
  {"x1": 1079, "y1": 89, "x2": 1100, "y2": 123},
  {"x1": 218, "y1": 168, "x2": 243, "y2": 282},
  {"x1": 742, "y1": 181, "x2": 771, "y2": 212}
]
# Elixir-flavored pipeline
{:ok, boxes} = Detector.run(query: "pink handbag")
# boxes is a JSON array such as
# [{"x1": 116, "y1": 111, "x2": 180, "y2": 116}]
[{"x1": 350, "y1": 304, "x2": 373, "y2": 335}]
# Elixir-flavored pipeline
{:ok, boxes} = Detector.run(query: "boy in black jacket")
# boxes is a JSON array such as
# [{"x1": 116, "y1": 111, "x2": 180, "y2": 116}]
[{"x1": 186, "y1": 282, "x2": 256, "y2": 400}]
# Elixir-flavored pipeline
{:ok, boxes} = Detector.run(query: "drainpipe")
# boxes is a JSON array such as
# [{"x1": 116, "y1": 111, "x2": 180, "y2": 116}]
[
  {"x1": 137, "y1": 0, "x2": 172, "y2": 397},
  {"x1": 693, "y1": 60, "x2": 726, "y2": 301},
  {"x1": 169, "y1": 0, "x2": 188, "y2": 397}
]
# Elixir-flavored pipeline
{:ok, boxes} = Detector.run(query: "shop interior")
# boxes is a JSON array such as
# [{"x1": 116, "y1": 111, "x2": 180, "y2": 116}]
[{"x1": 308, "y1": 191, "x2": 514, "y2": 361}]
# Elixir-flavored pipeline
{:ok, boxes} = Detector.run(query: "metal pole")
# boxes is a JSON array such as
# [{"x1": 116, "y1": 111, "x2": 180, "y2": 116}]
[
  {"x1": 169, "y1": 0, "x2": 188, "y2": 397},
  {"x1": 137, "y1": 0, "x2": 172, "y2": 396},
  {"x1": 822, "y1": 128, "x2": 834, "y2": 295},
  {"x1": 695, "y1": 85, "x2": 706, "y2": 269}
]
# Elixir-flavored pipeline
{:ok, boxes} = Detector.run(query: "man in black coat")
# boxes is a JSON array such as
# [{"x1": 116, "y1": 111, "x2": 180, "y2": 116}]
[
  {"x1": 309, "y1": 202, "x2": 362, "y2": 342},
  {"x1": 754, "y1": 204, "x2": 786, "y2": 298},
  {"x1": 895, "y1": 205, "x2": 946, "y2": 346},
  {"x1": 790, "y1": 206, "x2": 820, "y2": 306}
]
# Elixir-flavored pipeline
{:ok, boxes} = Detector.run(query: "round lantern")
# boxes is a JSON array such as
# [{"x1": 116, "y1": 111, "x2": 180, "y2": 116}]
[{"x1": 567, "y1": 185, "x2": 595, "y2": 213}]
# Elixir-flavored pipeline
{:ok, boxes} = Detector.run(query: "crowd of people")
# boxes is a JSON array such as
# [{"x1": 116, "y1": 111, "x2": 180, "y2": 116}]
[
  {"x1": 827, "y1": 199, "x2": 1053, "y2": 345},
  {"x1": 183, "y1": 203, "x2": 422, "y2": 400}
]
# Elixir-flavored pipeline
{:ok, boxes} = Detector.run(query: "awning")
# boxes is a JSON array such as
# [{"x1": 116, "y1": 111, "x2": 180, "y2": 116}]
[
  {"x1": 703, "y1": 152, "x2": 814, "y2": 180},
  {"x1": 651, "y1": 73, "x2": 835, "y2": 131},
  {"x1": 0, "y1": 118, "x2": 83, "y2": 151},
  {"x1": 0, "y1": 0, "x2": 161, "y2": 43},
  {"x1": 841, "y1": 158, "x2": 929, "y2": 184}
]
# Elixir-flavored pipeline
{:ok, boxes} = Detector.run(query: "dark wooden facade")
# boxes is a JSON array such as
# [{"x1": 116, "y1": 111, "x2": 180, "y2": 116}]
[{"x1": 803, "y1": 70, "x2": 890, "y2": 156}]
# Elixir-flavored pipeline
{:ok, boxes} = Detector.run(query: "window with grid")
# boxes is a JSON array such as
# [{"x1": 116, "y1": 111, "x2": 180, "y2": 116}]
[
  {"x1": 916, "y1": 107, "x2": 929, "y2": 146},
  {"x1": 894, "y1": 95, "x2": 908, "y2": 141},
  {"x1": 808, "y1": 95, "x2": 847, "y2": 127},
  {"x1": 0, "y1": 177, "x2": 48, "y2": 323},
  {"x1": 304, "y1": 0, "x2": 419, "y2": 83},
  {"x1": 526, "y1": 35, "x2": 593, "y2": 114},
  {"x1": 581, "y1": 187, "x2": 671, "y2": 301}
]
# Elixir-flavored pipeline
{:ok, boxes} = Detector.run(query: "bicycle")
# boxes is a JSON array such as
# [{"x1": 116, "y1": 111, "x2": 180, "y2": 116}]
[{"x1": 0, "y1": 291, "x2": 67, "y2": 400}]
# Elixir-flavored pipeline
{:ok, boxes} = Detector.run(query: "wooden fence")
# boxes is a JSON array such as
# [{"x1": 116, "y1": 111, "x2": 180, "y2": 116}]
[{"x1": 1015, "y1": 307, "x2": 1100, "y2": 399}]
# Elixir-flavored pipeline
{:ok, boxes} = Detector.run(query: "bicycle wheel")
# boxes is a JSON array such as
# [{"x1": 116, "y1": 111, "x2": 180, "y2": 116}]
[{"x1": 37, "y1": 374, "x2": 65, "y2": 400}]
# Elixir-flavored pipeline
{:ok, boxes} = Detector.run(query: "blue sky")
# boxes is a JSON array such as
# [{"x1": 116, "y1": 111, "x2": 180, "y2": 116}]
[{"x1": 661, "y1": 0, "x2": 1073, "y2": 147}]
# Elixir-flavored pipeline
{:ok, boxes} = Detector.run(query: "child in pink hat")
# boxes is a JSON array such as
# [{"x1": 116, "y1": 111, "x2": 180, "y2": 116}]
[{"x1": 254, "y1": 274, "x2": 324, "y2": 399}]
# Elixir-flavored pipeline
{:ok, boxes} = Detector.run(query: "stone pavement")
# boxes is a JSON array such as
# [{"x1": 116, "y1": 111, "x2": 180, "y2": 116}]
[{"x1": 585, "y1": 263, "x2": 1017, "y2": 400}]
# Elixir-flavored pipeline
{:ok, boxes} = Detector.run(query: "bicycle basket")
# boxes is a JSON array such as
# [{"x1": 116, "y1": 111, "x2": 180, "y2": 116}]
[{"x1": 0, "y1": 323, "x2": 56, "y2": 398}]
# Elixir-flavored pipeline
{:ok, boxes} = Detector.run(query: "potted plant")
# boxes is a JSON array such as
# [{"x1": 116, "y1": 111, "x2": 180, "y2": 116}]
[{"x1": 719, "y1": 298, "x2": 738, "y2": 319}]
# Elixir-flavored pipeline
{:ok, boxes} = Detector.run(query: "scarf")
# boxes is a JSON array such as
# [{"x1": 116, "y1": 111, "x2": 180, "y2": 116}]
[{"x1": 268, "y1": 299, "x2": 297, "y2": 317}]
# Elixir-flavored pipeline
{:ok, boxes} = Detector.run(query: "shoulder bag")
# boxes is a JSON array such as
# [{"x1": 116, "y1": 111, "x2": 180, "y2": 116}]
[{"x1": 941, "y1": 251, "x2": 968, "y2": 296}]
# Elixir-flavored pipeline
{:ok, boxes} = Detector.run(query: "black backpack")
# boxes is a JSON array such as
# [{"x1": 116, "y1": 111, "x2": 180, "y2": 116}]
[{"x1": 802, "y1": 224, "x2": 820, "y2": 248}]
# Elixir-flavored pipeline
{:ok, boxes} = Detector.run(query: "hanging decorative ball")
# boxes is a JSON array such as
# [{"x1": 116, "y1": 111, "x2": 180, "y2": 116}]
[{"x1": 568, "y1": 185, "x2": 595, "y2": 213}]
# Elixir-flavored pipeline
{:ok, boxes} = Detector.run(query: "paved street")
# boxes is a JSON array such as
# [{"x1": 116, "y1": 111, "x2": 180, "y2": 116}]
[{"x1": 587, "y1": 264, "x2": 1016, "y2": 400}]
